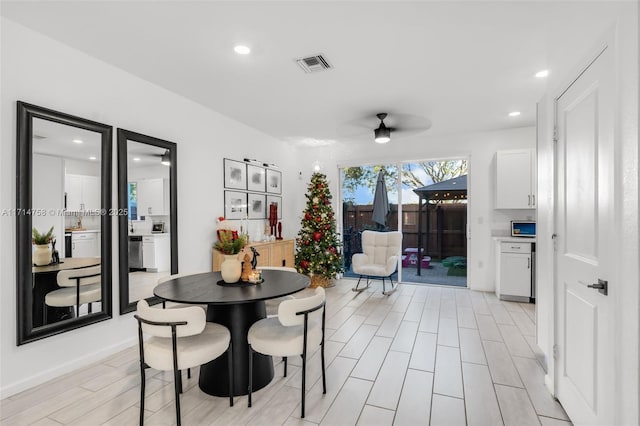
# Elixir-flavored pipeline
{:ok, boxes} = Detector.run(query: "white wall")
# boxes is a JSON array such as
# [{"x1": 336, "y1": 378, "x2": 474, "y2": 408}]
[
  {"x1": 0, "y1": 18, "x2": 302, "y2": 397},
  {"x1": 299, "y1": 126, "x2": 536, "y2": 292},
  {"x1": 536, "y1": 3, "x2": 638, "y2": 424}
]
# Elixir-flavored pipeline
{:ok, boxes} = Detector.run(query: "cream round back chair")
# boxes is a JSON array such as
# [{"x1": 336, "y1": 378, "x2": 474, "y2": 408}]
[
  {"x1": 259, "y1": 266, "x2": 300, "y2": 317},
  {"x1": 247, "y1": 287, "x2": 326, "y2": 418},
  {"x1": 44, "y1": 265, "x2": 101, "y2": 322},
  {"x1": 135, "y1": 299, "x2": 233, "y2": 426}
]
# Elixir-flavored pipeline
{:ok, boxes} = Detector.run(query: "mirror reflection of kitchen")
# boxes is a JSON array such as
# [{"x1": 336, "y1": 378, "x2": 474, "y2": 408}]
[
  {"x1": 33, "y1": 118, "x2": 102, "y2": 325},
  {"x1": 127, "y1": 141, "x2": 171, "y2": 303}
]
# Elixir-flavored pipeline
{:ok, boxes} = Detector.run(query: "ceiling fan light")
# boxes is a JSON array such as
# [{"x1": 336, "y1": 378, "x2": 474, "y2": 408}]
[
  {"x1": 374, "y1": 126, "x2": 391, "y2": 143},
  {"x1": 161, "y1": 150, "x2": 171, "y2": 166}
]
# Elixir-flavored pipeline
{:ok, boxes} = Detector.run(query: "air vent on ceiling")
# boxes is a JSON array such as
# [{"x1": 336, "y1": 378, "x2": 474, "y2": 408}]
[{"x1": 295, "y1": 54, "x2": 332, "y2": 73}]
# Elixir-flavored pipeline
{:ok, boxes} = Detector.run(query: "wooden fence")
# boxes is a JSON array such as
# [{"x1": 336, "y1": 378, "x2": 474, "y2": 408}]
[{"x1": 342, "y1": 203, "x2": 467, "y2": 265}]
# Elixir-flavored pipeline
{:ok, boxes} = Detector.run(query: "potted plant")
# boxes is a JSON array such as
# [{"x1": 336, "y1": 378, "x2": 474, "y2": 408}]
[
  {"x1": 32, "y1": 226, "x2": 55, "y2": 266},
  {"x1": 214, "y1": 218, "x2": 247, "y2": 283}
]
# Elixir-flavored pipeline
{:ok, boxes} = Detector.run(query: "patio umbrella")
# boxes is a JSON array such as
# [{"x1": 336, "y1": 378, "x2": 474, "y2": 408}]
[{"x1": 372, "y1": 170, "x2": 389, "y2": 229}]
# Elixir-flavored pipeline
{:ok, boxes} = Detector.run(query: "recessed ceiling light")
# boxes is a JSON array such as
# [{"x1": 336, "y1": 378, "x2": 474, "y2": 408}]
[
  {"x1": 535, "y1": 70, "x2": 549, "y2": 78},
  {"x1": 89, "y1": 156, "x2": 97, "y2": 160},
  {"x1": 234, "y1": 45, "x2": 251, "y2": 55},
  {"x1": 73, "y1": 139, "x2": 83, "y2": 144},
  {"x1": 133, "y1": 157, "x2": 141, "y2": 162},
  {"x1": 508, "y1": 111, "x2": 521, "y2": 117}
]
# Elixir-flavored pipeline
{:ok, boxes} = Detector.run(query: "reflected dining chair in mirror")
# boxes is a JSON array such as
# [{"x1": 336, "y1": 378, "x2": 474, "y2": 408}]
[
  {"x1": 16, "y1": 101, "x2": 113, "y2": 345},
  {"x1": 44, "y1": 265, "x2": 101, "y2": 323},
  {"x1": 117, "y1": 129, "x2": 178, "y2": 314}
]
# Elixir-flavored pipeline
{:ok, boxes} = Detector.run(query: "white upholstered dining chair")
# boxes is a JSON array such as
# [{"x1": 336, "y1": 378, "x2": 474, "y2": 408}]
[
  {"x1": 44, "y1": 265, "x2": 101, "y2": 322},
  {"x1": 259, "y1": 266, "x2": 299, "y2": 317},
  {"x1": 134, "y1": 299, "x2": 233, "y2": 426},
  {"x1": 351, "y1": 230, "x2": 402, "y2": 295},
  {"x1": 247, "y1": 287, "x2": 326, "y2": 418}
]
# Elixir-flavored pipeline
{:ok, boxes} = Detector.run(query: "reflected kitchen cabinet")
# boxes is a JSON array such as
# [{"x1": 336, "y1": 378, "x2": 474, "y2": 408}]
[
  {"x1": 65, "y1": 174, "x2": 100, "y2": 211},
  {"x1": 136, "y1": 178, "x2": 169, "y2": 217}
]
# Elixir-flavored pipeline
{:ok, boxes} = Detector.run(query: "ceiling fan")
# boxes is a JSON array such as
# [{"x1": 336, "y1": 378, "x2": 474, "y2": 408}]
[{"x1": 338, "y1": 112, "x2": 432, "y2": 144}]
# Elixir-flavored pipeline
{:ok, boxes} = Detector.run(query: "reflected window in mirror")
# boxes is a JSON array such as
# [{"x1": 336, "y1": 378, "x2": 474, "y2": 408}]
[
  {"x1": 17, "y1": 102, "x2": 112, "y2": 345},
  {"x1": 117, "y1": 129, "x2": 177, "y2": 314}
]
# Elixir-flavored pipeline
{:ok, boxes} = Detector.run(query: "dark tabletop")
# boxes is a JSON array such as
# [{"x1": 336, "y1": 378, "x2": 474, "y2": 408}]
[{"x1": 153, "y1": 270, "x2": 310, "y2": 305}]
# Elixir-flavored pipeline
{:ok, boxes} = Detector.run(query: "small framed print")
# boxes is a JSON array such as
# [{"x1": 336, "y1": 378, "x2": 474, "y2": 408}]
[
  {"x1": 247, "y1": 193, "x2": 265, "y2": 219},
  {"x1": 224, "y1": 191, "x2": 247, "y2": 219},
  {"x1": 247, "y1": 164, "x2": 266, "y2": 192},
  {"x1": 266, "y1": 169, "x2": 282, "y2": 194},
  {"x1": 224, "y1": 158, "x2": 247, "y2": 190},
  {"x1": 266, "y1": 195, "x2": 282, "y2": 220}
]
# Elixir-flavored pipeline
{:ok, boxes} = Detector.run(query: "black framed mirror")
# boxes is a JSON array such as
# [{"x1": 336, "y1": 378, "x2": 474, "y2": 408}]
[
  {"x1": 17, "y1": 101, "x2": 113, "y2": 345},
  {"x1": 117, "y1": 129, "x2": 178, "y2": 314}
]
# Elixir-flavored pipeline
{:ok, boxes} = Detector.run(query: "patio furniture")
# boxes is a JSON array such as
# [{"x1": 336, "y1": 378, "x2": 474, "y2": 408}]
[{"x1": 351, "y1": 230, "x2": 402, "y2": 295}]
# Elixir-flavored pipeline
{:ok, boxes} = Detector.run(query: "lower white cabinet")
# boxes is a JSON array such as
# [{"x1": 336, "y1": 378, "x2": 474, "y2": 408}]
[
  {"x1": 496, "y1": 240, "x2": 533, "y2": 302},
  {"x1": 72, "y1": 231, "x2": 100, "y2": 258},
  {"x1": 142, "y1": 234, "x2": 171, "y2": 272}
]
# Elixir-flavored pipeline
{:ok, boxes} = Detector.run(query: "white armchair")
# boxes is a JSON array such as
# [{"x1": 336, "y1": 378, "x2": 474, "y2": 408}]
[{"x1": 352, "y1": 230, "x2": 402, "y2": 295}]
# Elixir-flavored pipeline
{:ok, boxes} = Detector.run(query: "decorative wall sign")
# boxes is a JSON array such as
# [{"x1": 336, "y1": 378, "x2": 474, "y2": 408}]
[
  {"x1": 247, "y1": 193, "x2": 265, "y2": 219},
  {"x1": 266, "y1": 195, "x2": 282, "y2": 219},
  {"x1": 224, "y1": 158, "x2": 247, "y2": 190},
  {"x1": 224, "y1": 190, "x2": 247, "y2": 219},
  {"x1": 266, "y1": 169, "x2": 282, "y2": 194},
  {"x1": 247, "y1": 164, "x2": 266, "y2": 192}
]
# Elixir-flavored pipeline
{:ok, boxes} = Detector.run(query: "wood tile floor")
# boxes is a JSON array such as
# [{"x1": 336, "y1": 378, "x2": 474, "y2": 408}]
[{"x1": 1, "y1": 279, "x2": 572, "y2": 425}]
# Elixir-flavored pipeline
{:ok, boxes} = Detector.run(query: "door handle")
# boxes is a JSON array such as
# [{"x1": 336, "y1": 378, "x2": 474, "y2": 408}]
[
  {"x1": 527, "y1": 258, "x2": 530, "y2": 269},
  {"x1": 587, "y1": 279, "x2": 608, "y2": 296},
  {"x1": 532, "y1": 194, "x2": 536, "y2": 206},
  {"x1": 528, "y1": 195, "x2": 531, "y2": 206}
]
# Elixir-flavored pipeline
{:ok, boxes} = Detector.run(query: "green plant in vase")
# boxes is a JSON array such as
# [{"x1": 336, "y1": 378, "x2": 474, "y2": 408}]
[{"x1": 32, "y1": 226, "x2": 55, "y2": 266}]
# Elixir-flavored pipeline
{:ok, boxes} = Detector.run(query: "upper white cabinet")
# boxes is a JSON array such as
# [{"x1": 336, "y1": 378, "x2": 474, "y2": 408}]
[
  {"x1": 65, "y1": 174, "x2": 100, "y2": 211},
  {"x1": 495, "y1": 149, "x2": 537, "y2": 209},
  {"x1": 137, "y1": 178, "x2": 169, "y2": 216}
]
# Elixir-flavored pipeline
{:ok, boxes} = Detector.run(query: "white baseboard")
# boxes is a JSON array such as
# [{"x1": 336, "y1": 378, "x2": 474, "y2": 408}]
[
  {"x1": 0, "y1": 337, "x2": 137, "y2": 399},
  {"x1": 544, "y1": 373, "x2": 555, "y2": 396}
]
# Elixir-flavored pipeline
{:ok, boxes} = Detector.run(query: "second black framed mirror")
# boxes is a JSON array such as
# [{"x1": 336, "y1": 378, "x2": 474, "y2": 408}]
[{"x1": 117, "y1": 129, "x2": 178, "y2": 314}]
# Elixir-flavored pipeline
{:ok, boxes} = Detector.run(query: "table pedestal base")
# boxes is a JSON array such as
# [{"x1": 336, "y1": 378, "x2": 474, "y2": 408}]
[{"x1": 200, "y1": 301, "x2": 274, "y2": 397}]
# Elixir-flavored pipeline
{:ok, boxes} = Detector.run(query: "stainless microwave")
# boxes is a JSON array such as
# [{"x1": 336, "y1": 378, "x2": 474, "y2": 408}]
[{"x1": 511, "y1": 221, "x2": 536, "y2": 237}]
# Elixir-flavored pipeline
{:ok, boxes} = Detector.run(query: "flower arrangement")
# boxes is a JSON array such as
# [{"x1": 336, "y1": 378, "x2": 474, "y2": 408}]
[
  {"x1": 32, "y1": 226, "x2": 55, "y2": 245},
  {"x1": 214, "y1": 217, "x2": 247, "y2": 255}
]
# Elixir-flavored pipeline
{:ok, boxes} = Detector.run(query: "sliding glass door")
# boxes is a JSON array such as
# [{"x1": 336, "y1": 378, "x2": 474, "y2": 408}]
[{"x1": 340, "y1": 159, "x2": 468, "y2": 287}]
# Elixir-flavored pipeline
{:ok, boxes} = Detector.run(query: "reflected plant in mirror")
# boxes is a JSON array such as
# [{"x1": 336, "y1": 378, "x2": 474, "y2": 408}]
[
  {"x1": 16, "y1": 102, "x2": 113, "y2": 345},
  {"x1": 117, "y1": 129, "x2": 178, "y2": 314}
]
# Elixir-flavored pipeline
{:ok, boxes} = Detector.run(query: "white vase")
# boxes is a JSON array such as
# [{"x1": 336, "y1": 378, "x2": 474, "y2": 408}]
[
  {"x1": 33, "y1": 244, "x2": 51, "y2": 266},
  {"x1": 220, "y1": 254, "x2": 242, "y2": 283}
]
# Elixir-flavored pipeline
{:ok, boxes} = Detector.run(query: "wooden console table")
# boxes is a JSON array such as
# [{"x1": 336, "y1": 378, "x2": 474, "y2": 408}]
[{"x1": 212, "y1": 239, "x2": 295, "y2": 271}]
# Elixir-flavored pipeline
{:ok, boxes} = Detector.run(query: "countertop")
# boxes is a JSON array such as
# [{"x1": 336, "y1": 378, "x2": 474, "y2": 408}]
[
  {"x1": 65, "y1": 228, "x2": 100, "y2": 233},
  {"x1": 129, "y1": 232, "x2": 170, "y2": 237},
  {"x1": 493, "y1": 236, "x2": 537, "y2": 243}
]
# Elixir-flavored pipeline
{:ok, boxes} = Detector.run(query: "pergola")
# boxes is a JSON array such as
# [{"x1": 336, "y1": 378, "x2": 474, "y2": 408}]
[{"x1": 413, "y1": 175, "x2": 467, "y2": 275}]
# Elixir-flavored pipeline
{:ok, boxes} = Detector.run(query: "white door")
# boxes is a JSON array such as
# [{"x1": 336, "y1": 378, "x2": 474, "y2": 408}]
[{"x1": 555, "y1": 46, "x2": 615, "y2": 425}]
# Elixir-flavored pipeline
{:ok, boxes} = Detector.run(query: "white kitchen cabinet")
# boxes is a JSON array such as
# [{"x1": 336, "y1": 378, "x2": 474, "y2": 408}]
[
  {"x1": 72, "y1": 231, "x2": 100, "y2": 257},
  {"x1": 495, "y1": 149, "x2": 537, "y2": 209},
  {"x1": 137, "y1": 178, "x2": 169, "y2": 217},
  {"x1": 496, "y1": 240, "x2": 532, "y2": 301},
  {"x1": 142, "y1": 234, "x2": 171, "y2": 272},
  {"x1": 65, "y1": 174, "x2": 100, "y2": 211}
]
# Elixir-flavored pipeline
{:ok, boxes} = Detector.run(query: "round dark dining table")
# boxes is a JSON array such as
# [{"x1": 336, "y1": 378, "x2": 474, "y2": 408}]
[{"x1": 153, "y1": 269, "x2": 309, "y2": 397}]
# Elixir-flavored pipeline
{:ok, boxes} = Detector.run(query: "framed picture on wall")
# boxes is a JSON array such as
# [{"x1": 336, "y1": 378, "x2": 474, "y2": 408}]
[
  {"x1": 247, "y1": 164, "x2": 266, "y2": 192},
  {"x1": 224, "y1": 158, "x2": 247, "y2": 190},
  {"x1": 266, "y1": 195, "x2": 282, "y2": 220},
  {"x1": 224, "y1": 191, "x2": 247, "y2": 219},
  {"x1": 247, "y1": 193, "x2": 265, "y2": 219},
  {"x1": 266, "y1": 169, "x2": 282, "y2": 194}
]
